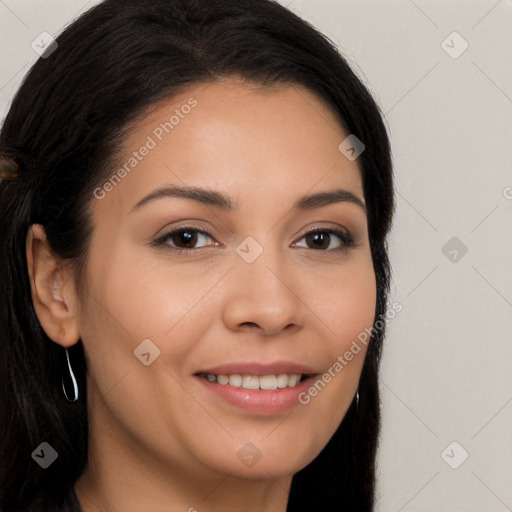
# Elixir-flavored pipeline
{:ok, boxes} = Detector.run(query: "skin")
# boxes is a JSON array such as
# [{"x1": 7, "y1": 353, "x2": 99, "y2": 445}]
[{"x1": 26, "y1": 79, "x2": 376, "y2": 512}]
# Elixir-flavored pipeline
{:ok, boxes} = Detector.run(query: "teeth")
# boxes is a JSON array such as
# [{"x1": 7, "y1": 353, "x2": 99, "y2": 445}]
[
  {"x1": 276, "y1": 374, "x2": 289, "y2": 388},
  {"x1": 242, "y1": 375, "x2": 260, "y2": 390},
  {"x1": 217, "y1": 375, "x2": 229, "y2": 385},
  {"x1": 202, "y1": 373, "x2": 304, "y2": 389},
  {"x1": 288, "y1": 374, "x2": 300, "y2": 387},
  {"x1": 259, "y1": 375, "x2": 277, "y2": 390},
  {"x1": 228, "y1": 374, "x2": 242, "y2": 387}
]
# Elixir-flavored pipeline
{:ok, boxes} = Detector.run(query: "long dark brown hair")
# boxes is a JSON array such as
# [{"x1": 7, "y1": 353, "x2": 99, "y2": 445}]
[{"x1": 0, "y1": 1, "x2": 394, "y2": 510}]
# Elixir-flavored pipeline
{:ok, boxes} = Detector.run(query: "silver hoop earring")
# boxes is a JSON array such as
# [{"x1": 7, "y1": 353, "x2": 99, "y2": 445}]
[
  {"x1": 355, "y1": 389, "x2": 359, "y2": 410},
  {"x1": 62, "y1": 347, "x2": 79, "y2": 402}
]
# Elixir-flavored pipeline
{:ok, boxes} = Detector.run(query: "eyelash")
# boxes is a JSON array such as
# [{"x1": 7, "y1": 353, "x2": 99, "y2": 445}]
[{"x1": 152, "y1": 226, "x2": 357, "y2": 254}]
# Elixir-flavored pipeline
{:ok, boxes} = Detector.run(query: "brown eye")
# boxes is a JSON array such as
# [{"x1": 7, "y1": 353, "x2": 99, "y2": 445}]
[
  {"x1": 296, "y1": 229, "x2": 354, "y2": 251},
  {"x1": 170, "y1": 229, "x2": 199, "y2": 249},
  {"x1": 154, "y1": 227, "x2": 215, "y2": 253}
]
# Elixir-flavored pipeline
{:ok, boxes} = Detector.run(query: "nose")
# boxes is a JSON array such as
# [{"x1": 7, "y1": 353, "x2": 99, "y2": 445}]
[{"x1": 221, "y1": 244, "x2": 307, "y2": 337}]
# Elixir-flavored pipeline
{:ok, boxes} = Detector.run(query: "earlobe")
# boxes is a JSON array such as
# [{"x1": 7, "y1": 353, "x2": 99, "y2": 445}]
[{"x1": 26, "y1": 224, "x2": 81, "y2": 347}]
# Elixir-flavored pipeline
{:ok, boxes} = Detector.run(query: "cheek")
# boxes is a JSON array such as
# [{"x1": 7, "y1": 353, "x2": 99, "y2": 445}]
[
  {"x1": 77, "y1": 247, "x2": 217, "y2": 390},
  {"x1": 311, "y1": 253, "x2": 377, "y2": 348},
  {"x1": 294, "y1": 254, "x2": 376, "y2": 425},
  {"x1": 330, "y1": 258, "x2": 376, "y2": 382},
  {"x1": 82, "y1": 247, "x2": 197, "y2": 337}
]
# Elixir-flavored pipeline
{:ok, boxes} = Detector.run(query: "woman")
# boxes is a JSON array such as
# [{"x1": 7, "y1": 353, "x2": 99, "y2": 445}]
[{"x1": 0, "y1": 0, "x2": 394, "y2": 510}]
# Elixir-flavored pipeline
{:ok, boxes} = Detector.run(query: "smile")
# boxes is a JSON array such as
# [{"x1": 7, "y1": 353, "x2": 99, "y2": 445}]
[{"x1": 196, "y1": 372, "x2": 308, "y2": 390}]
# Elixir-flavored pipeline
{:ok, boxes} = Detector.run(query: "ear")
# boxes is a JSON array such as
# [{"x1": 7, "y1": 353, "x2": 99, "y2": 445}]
[{"x1": 26, "y1": 224, "x2": 81, "y2": 347}]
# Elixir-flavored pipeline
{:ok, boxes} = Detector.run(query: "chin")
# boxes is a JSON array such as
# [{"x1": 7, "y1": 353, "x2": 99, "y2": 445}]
[{"x1": 202, "y1": 439, "x2": 322, "y2": 481}]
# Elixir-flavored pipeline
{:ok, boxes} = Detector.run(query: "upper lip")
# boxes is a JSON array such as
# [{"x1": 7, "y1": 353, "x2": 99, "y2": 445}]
[{"x1": 196, "y1": 361, "x2": 318, "y2": 376}]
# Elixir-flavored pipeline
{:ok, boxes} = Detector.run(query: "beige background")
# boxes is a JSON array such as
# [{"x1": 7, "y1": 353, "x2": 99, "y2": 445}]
[{"x1": 1, "y1": 1, "x2": 511, "y2": 510}]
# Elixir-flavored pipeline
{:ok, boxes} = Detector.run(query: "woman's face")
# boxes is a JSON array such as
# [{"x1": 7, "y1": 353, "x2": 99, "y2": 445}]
[{"x1": 77, "y1": 79, "x2": 376, "y2": 484}]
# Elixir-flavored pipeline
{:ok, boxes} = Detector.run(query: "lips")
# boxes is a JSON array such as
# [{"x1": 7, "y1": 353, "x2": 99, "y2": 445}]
[{"x1": 193, "y1": 361, "x2": 319, "y2": 413}]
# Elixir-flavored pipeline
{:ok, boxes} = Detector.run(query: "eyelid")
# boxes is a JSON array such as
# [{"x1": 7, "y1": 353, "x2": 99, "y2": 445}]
[{"x1": 295, "y1": 223, "x2": 352, "y2": 240}]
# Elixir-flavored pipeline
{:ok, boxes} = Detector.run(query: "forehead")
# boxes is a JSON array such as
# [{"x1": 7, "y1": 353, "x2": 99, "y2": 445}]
[{"x1": 92, "y1": 79, "x2": 364, "y2": 220}]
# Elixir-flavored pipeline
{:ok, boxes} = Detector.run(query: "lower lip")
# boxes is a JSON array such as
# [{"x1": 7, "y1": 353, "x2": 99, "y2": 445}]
[{"x1": 195, "y1": 375, "x2": 317, "y2": 415}]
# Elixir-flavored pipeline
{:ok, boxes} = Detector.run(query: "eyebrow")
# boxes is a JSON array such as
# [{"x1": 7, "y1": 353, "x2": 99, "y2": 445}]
[{"x1": 129, "y1": 185, "x2": 366, "y2": 214}]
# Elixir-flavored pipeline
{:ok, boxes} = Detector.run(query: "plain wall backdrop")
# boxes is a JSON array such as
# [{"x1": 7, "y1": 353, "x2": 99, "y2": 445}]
[{"x1": 1, "y1": 1, "x2": 511, "y2": 510}]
